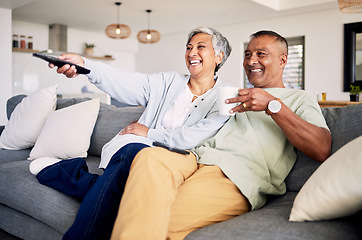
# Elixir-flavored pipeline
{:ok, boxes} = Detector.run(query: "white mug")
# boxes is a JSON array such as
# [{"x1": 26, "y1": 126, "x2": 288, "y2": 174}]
[{"x1": 217, "y1": 87, "x2": 239, "y2": 116}]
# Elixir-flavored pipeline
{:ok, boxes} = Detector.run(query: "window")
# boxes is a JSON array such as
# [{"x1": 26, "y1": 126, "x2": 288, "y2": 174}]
[{"x1": 243, "y1": 36, "x2": 305, "y2": 89}]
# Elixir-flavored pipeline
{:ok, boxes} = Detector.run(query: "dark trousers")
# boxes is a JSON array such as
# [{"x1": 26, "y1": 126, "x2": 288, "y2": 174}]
[{"x1": 37, "y1": 143, "x2": 149, "y2": 240}]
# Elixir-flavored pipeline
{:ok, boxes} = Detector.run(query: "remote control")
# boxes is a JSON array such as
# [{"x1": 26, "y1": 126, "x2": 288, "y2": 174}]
[
  {"x1": 152, "y1": 141, "x2": 190, "y2": 155},
  {"x1": 32, "y1": 52, "x2": 91, "y2": 74}
]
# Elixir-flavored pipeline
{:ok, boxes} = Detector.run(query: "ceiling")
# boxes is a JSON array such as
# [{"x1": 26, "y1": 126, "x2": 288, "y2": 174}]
[{"x1": 3, "y1": 0, "x2": 337, "y2": 37}]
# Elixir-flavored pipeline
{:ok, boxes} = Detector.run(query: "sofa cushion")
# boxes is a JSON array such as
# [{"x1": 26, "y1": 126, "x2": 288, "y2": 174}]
[
  {"x1": 290, "y1": 135, "x2": 362, "y2": 222},
  {"x1": 0, "y1": 148, "x2": 31, "y2": 164},
  {"x1": 0, "y1": 85, "x2": 57, "y2": 150},
  {"x1": 0, "y1": 156, "x2": 103, "y2": 234},
  {"x1": 186, "y1": 192, "x2": 362, "y2": 240},
  {"x1": 4, "y1": 94, "x2": 145, "y2": 158},
  {"x1": 286, "y1": 103, "x2": 362, "y2": 192},
  {"x1": 2, "y1": 96, "x2": 93, "y2": 161},
  {"x1": 0, "y1": 203, "x2": 63, "y2": 240},
  {"x1": 0, "y1": 160, "x2": 78, "y2": 234},
  {"x1": 29, "y1": 98, "x2": 100, "y2": 160},
  {"x1": 88, "y1": 104, "x2": 145, "y2": 157}
]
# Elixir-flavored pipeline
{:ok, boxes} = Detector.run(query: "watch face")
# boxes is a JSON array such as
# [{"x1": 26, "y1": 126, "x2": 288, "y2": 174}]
[{"x1": 269, "y1": 99, "x2": 282, "y2": 113}]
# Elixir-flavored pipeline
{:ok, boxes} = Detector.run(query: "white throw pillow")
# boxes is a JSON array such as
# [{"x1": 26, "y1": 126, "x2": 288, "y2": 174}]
[
  {"x1": 0, "y1": 85, "x2": 58, "y2": 150},
  {"x1": 28, "y1": 98, "x2": 100, "y2": 160},
  {"x1": 289, "y1": 135, "x2": 362, "y2": 222}
]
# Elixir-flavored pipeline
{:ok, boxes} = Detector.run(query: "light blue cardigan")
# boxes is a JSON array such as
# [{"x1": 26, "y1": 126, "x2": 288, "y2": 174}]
[{"x1": 84, "y1": 59, "x2": 230, "y2": 168}]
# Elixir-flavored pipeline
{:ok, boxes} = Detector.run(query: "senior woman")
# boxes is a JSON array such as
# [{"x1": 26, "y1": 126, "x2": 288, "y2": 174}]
[{"x1": 30, "y1": 27, "x2": 232, "y2": 240}]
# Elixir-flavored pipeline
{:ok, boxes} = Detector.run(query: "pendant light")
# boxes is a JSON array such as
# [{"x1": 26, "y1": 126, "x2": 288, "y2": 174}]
[
  {"x1": 338, "y1": 0, "x2": 362, "y2": 13},
  {"x1": 137, "y1": 9, "x2": 161, "y2": 44},
  {"x1": 105, "y1": 2, "x2": 131, "y2": 39}
]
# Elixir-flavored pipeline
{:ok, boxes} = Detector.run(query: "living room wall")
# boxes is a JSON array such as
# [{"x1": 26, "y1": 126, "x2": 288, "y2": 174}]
[
  {"x1": 11, "y1": 20, "x2": 138, "y2": 98},
  {"x1": 135, "y1": 8, "x2": 362, "y2": 101},
  {"x1": 2, "y1": 6, "x2": 362, "y2": 125},
  {"x1": 1, "y1": 15, "x2": 140, "y2": 125},
  {"x1": 0, "y1": 8, "x2": 12, "y2": 125}
]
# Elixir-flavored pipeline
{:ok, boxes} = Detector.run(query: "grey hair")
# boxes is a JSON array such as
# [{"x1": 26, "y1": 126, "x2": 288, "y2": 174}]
[{"x1": 187, "y1": 27, "x2": 232, "y2": 73}]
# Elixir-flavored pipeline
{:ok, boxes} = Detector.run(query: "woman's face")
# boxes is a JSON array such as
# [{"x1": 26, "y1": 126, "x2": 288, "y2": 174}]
[{"x1": 185, "y1": 33, "x2": 223, "y2": 79}]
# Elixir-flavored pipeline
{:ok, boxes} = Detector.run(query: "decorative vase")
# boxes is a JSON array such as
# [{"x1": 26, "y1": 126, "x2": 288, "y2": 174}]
[
  {"x1": 350, "y1": 94, "x2": 359, "y2": 102},
  {"x1": 84, "y1": 47, "x2": 94, "y2": 56}
]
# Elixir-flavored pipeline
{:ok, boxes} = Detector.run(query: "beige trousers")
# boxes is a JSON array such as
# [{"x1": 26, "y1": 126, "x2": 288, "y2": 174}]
[{"x1": 111, "y1": 147, "x2": 250, "y2": 240}]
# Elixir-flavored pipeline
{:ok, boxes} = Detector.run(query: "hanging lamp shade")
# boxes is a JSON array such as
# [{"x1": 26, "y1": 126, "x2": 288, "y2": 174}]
[
  {"x1": 105, "y1": 2, "x2": 131, "y2": 39},
  {"x1": 137, "y1": 10, "x2": 161, "y2": 44},
  {"x1": 338, "y1": 0, "x2": 362, "y2": 13},
  {"x1": 137, "y1": 29, "x2": 161, "y2": 43}
]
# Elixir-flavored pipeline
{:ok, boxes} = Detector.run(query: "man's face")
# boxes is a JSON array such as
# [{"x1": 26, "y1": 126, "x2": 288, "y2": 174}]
[{"x1": 243, "y1": 35, "x2": 287, "y2": 88}]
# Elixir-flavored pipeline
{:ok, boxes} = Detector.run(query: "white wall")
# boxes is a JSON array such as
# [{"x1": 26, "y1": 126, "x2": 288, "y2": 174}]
[
  {"x1": 3, "y1": 8, "x2": 362, "y2": 126},
  {"x1": 1, "y1": 19, "x2": 139, "y2": 125},
  {"x1": 11, "y1": 21, "x2": 138, "y2": 96},
  {"x1": 136, "y1": 8, "x2": 362, "y2": 101},
  {"x1": 0, "y1": 8, "x2": 12, "y2": 125}
]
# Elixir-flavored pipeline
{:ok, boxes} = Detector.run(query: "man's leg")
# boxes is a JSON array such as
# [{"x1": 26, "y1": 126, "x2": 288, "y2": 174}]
[
  {"x1": 63, "y1": 143, "x2": 149, "y2": 240},
  {"x1": 111, "y1": 147, "x2": 198, "y2": 240},
  {"x1": 167, "y1": 164, "x2": 251, "y2": 240}
]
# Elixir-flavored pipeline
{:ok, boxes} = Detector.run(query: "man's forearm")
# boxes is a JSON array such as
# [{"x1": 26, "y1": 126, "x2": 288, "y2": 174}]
[{"x1": 271, "y1": 104, "x2": 332, "y2": 162}]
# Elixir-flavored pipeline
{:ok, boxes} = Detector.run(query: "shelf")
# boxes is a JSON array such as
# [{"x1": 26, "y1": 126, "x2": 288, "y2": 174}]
[
  {"x1": 84, "y1": 55, "x2": 115, "y2": 60},
  {"x1": 318, "y1": 100, "x2": 361, "y2": 108},
  {"x1": 12, "y1": 48, "x2": 39, "y2": 53},
  {"x1": 12, "y1": 48, "x2": 115, "y2": 60}
]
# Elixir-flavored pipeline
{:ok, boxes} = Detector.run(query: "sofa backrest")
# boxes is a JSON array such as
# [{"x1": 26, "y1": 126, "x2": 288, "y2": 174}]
[
  {"x1": 6, "y1": 94, "x2": 27, "y2": 120},
  {"x1": 5, "y1": 95, "x2": 144, "y2": 157},
  {"x1": 285, "y1": 103, "x2": 362, "y2": 192},
  {"x1": 5, "y1": 95, "x2": 362, "y2": 191},
  {"x1": 88, "y1": 103, "x2": 145, "y2": 156}
]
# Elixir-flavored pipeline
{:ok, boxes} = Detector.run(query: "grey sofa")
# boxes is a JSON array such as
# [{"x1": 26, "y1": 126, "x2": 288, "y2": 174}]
[{"x1": 0, "y1": 95, "x2": 361, "y2": 240}]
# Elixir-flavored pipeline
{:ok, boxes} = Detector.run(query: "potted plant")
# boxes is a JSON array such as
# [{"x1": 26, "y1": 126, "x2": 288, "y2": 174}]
[
  {"x1": 349, "y1": 85, "x2": 361, "y2": 102},
  {"x1": 84, "y1": 43, "x2": 95, "y2": 56}
]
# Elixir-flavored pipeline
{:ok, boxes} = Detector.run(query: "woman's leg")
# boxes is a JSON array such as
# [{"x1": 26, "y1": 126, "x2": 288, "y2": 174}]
[
  {"x1": 167, "y1": 165, "x2": 251, "y2": 240},
  {"x1": 63, "y1": 143, "x2": 149, "y2": 240},
  {"x1": 111, "y1": 147, "x2": 198, "y2": 240},
  {"x1": 37, "y1": 157, "x2": 99, "y2": 200}
]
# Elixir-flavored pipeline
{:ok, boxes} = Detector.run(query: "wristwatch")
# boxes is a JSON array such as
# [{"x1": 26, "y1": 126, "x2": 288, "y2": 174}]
[{"x1": 266, "y1": 98, "x2": 282, "y2": 115}]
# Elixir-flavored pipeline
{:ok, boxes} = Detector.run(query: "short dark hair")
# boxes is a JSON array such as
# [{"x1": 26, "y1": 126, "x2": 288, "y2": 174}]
[{"x1": 250, "y1": 30, "x2": 288, "y2": 55}]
